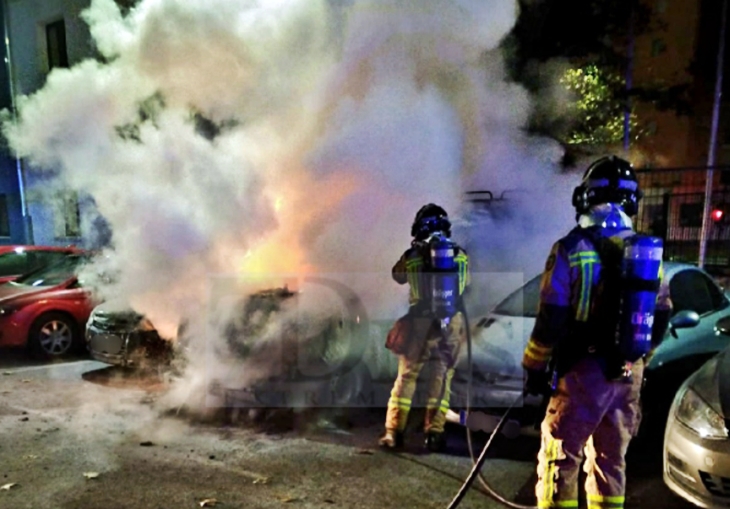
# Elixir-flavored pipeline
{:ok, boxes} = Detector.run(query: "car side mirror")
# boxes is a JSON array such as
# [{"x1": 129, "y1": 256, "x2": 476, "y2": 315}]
[
  {"x1": 715, "y1": 315, "x2": 730, "y2": 337},
  {"x1": 669, "y1": 310, "x2": 701, "y2": 338}
]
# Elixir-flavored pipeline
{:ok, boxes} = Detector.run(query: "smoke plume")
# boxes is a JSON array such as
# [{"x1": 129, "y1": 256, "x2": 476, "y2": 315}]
[{"x1": 3, "y1": 0, "x2": 578, "y2": 413}]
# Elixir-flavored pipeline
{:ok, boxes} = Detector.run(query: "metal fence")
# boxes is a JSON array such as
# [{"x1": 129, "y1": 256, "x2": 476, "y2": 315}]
[{"x1": 635, "y1": 167, "x2": 730, "y2": 277}]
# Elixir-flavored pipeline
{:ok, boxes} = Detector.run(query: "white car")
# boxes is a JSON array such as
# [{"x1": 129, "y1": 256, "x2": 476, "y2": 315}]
[{"x1": 450, "y1": 262, "x2": 730, "y2": 427}]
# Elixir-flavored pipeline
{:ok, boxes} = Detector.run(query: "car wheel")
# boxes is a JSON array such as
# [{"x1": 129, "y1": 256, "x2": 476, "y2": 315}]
[
  {"x1": 326, "y1": 363, "x2": 373, "y2": 407},
  {"x1": 28, "y1": 312, "x2": 79, "y2": 359}
]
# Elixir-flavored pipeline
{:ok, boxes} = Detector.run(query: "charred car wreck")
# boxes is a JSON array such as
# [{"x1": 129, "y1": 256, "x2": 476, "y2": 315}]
[{"x1": 85, "y1": 303, "x2": 174, "y2": 369}]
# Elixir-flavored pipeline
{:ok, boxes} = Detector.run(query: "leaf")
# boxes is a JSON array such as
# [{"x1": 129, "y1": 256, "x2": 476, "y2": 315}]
[
  {"x1": 199, "y1": 499, "x2": 218, "y2": 507},
  {"x1": 279, "y1": 495, "x2": 302, "y2": 503},
  {"x1": 0, "y1": 483, "x2": 16, "y2": 490},
  {"x1": 83, "y1": 472, "x2": 100, "y2": 479}
]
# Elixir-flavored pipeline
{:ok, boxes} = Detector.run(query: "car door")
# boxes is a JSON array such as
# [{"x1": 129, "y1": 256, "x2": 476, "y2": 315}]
[
  {"x1": 648, "y1": 268, "x2": 730, "y2": 370},
  {"x1": 460, "y1": 274, "x2": 541, "y2": 382}
]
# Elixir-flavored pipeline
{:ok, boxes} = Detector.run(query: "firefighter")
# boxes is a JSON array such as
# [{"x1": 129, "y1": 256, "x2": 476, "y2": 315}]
[
  {"x1": 379, "y1": 203, "x2": 470, "y2": 452},
  {"x1": 522, "y1": 156, "x2": 672, "y2": 509}
]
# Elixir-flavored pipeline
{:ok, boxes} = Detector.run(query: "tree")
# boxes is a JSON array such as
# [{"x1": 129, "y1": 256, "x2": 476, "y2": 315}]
[
  {"x1": 559, "y1": 64, "x2": 644, "y2": 147},
  {"x1": 502, "y1": 0, "x2": 690, "y2": 159}
]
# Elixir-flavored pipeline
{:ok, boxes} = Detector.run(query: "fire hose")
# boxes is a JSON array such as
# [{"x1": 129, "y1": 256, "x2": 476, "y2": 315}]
[{"x1": 442, "y1": 304, "x2": 539, "y2": 509}]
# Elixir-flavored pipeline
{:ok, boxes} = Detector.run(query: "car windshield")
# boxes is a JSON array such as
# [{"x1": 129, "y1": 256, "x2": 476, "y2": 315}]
[
  {"x1": 494, "y1": 275, "x2": 541, "y2": 317},
  {"x1": 12, "y1": 254, "x2": 89, "y2": 287}
]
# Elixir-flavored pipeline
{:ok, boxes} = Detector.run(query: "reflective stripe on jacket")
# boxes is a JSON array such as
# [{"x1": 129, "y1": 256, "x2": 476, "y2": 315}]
[
  {"x1": 392, "y1": 243, "x2": 470, "y2": 307},
  {"x1": 522, "y1": 227, "x2": 671, "y2": 372}
]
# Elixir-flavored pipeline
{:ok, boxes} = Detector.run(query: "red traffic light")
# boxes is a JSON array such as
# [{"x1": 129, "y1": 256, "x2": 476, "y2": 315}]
[{"x1": 711, "y1": 208, "x2": 725, "y2": 222}]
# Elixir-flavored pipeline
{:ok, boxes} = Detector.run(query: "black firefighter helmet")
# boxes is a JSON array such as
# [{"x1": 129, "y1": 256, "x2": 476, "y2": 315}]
[
  {"x1": 572, "y1": 155, "x2": 643, "y2": 217},
  {"x1": 411, "y1": 203, "x2": 451, "y2": 241}
]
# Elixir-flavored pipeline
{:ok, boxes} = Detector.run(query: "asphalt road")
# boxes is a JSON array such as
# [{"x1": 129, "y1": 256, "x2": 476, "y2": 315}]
[{"x1": 0, "y1": 349, "x2": 700, "y2": 509}]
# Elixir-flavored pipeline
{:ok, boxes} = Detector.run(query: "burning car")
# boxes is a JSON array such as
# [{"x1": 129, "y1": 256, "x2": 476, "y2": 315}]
[{"x1": 85, "y1": 301, "x2": 174, "y2": 369}]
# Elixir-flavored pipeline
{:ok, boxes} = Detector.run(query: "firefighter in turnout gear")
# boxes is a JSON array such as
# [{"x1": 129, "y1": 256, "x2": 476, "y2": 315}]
[
  {"x1": 379, "y1": 204, "x2": 470, "y2": 452},
  {"x1": 522, "y1": 156, "x2": 672, "y2": 509}
]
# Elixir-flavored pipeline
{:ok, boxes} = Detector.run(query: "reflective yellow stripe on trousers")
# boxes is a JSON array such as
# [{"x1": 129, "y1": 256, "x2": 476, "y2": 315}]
[
  {"x1": 538, "y1": 436, "x2": 578, "y2": 508},
  {"x1": 587, "y1": 494, "x2": 625, "y2": 509}
]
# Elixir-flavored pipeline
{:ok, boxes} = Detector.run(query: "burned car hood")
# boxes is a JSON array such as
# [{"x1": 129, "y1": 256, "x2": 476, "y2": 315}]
[{"x1": 91, "y1": 300, "x2": 146, "y2": 327}]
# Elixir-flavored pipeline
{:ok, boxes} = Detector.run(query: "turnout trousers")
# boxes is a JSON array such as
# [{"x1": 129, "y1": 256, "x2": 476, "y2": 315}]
[
  {"x1": 384, "y1": 312, "x2": 464, "y2": 434},
  {"x1": 535, "y1": 356, "x2": 643, "y2": 509}
]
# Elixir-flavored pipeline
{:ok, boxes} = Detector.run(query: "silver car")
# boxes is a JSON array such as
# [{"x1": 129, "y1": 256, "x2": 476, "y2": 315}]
[{"x1": 663, "y1": 315, "x2": 730, "y2": 508}]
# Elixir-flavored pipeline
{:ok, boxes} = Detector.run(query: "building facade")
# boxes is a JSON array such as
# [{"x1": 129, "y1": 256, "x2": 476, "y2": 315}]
[{"x1": 4, "y1": 0, "x2": 104, "y2": 248}]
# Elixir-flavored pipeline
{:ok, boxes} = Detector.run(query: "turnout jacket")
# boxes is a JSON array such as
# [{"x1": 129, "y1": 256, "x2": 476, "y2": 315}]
[
  {"x1": 392, "y1": 241, "x2": 470, "y2": 311},
  {"x1": 522, "y1": 226, "x2": 672, "y2": 374}
]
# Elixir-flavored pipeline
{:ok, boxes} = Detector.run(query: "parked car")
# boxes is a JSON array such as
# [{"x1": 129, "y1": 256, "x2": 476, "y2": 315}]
[
  {"x1": 85, "y1": 300, "x2": 174, "y2": 369},
  {"x1": 0, "y1": 245, "x2": 84, "y2": 284},
  {"x1": 0, "y1": 252, "x2": 97, "y2": 358},
  {"x1": 85, "y1": 262, "x2": 730, "y2": 421},
  {"x1": 449, "y1": 262, "x2": 730, "y2": 428},
  {"x1": 663, "y1": 315, "x2": 730, "y2": 508}
]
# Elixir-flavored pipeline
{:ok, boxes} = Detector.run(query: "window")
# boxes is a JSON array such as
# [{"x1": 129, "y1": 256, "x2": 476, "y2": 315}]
[
  {"x1": 27, "y1": 251, "x2": 74, "y2": 273},
  {"x1": 669, "y1": 269, "x2": 728, "y2": 316},
  {"x1": 54, "y1": 191, "x2": 81, "y2": 238},
  {"x1": 46, "y1": 19, "x2": 68, "y2": 70},
  {"x1": 679, "y1": 202, "x2": 703, "y2": 227},
  {"x1": 0, "y1": 194, "x2": 10, "y2": 237},
  {"x1": 651, "y1": 39, "x2": 667, "y2": 57},
  {"x1": 494, "y1": 275, "x2": 541, "y2": 318},
  {"x1": 0, "y1": 252, "x2": 27, "y2": 275}
]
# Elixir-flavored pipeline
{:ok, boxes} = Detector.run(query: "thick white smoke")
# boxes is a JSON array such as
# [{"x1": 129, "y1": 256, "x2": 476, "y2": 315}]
[{"x1": 4, "y1": 0, "x2": 578, "y2": 412}]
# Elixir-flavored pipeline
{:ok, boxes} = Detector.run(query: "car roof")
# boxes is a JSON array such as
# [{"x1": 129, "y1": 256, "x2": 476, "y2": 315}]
[
  {"x1": 661, "y1": 261, "x2": 709, "y2": 280},
  {"x1": 521, "y1": 261, "x2": 708, "y2": 288},
  {"x1": 0, "y1": 245, "x2": 82, "y2": 254}
]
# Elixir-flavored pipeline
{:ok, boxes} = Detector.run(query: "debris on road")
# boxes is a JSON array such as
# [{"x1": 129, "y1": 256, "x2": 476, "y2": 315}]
[
  {"x1": 279, "y1": 494, "x2": 303, "y2": 503},
  {"x1": 2, "y1": 371, "x2": 12, "y2": 375},
  {"x1": 355, "y1": 448, "x2": 374, "y2": 455},
  {"x1": 253, "y1": 476, "x2": 270, "y2": 485},
  {"x1": 139, "y1": 441, "x2": 155, "y2": 447},
  {"x1": 199, "y1": 498, "x2": 218, "y2": 507},
  {"x1": 83, "y1": 472, "x2": 100, "y2": 480},
  {"x1": 0, "y1": 483, "x2": 17, "y2": 490}
]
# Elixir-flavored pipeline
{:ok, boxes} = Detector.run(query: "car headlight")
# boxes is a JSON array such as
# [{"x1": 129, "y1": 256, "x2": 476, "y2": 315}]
[
  {"x1": 0, "y1": 305, "x2": 19, "y2": 316},
  {"x1": 675, "y1": 388, "x2": 728, "y2": 439}
]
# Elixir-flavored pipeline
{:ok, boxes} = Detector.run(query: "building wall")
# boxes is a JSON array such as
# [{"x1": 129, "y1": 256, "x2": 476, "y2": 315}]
[
  {"x1": 633, "y1": 0, "x2": 703, "y2": 167},
  {"x1": 5, "y1": 0, "x2": 102, "y2": 248},
  {"x1": 0, "y1": 1, "x2": 32, "y2": 244},
  {"x1": 6, "y1": 0, "x2": 94, "y2": 96}
]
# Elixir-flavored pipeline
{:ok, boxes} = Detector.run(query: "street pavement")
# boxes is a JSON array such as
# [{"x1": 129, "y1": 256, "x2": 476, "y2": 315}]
[{"x1": 0, "y1": 350, "x2": 699, "y2": 509}]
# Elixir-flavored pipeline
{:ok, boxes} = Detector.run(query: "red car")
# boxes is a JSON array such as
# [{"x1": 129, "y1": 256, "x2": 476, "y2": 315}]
[
  {"x1": 0, "y1": 245, "x2": 84, "y2": 284},
  {"x1": 0, "y1": 252, "x2": 97, "y2": 358}
]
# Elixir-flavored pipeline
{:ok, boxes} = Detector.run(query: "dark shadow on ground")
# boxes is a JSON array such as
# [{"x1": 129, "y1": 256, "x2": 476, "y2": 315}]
[
  {"x1": 81, "y1": 365, "x2": 168, "y2": 392},
  {"x1": 0, "y1": 346, "x2": 89, "y2": 369}
]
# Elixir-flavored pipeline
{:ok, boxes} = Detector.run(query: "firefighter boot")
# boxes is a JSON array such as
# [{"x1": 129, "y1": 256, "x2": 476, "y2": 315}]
[
  {"x1": 378, "y1": 429, "x2": 404, "y2": 450},
  {"x1": 425, "y1": 432, "x2": 446, "y2": 453}
]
